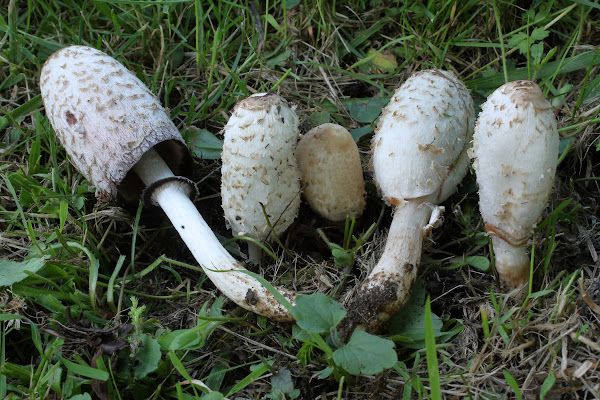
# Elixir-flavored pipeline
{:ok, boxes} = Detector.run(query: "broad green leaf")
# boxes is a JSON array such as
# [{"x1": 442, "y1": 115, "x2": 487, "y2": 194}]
[
  {"x1": 293, "y1": 293, "x2": 346, "y2": 334},
  {"x1": 159, "y1": 329, "x2": 201, "y2": 351},
  {"x1": 349, "y1": 125, "x2": 373, "y2": 142},
  {"x1": 309, "y1": 111, "x2": 330, "y2": 127},
  {"x1": 189, "y1": 128, "x2": 223, "y2": 160},
  {"x1": 271, "y1": 368, "x2": 295, "y2": 394},
  {"x1": 0, "y1": 258, "x2": 46, "y2": 286},
  {"x1": 134, "y1": 334, "x2": 161, "y2": 379},
  {"x1": 332, "y1": 330, "x2": 397, "y2": 375},
  {"x1": 465, "y1": 256, "x2": 490, "y2": 271},
  {"x1": 342, "y1": 97, "x2": 389, "y2": 123},
  {"x1": 60, "y1": 357, "x2": 109, "y2": 381},
  {"x1": 331, "y1": 248, "x2": 353, "y2": 267}
]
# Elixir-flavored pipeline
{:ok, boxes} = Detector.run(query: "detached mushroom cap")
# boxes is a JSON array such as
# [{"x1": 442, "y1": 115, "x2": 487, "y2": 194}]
[
  {"x1": 221, "y1": 93, "x2": 301, "y2": 240},
  {"x1": 39, "y1": 45, "x2": 192, "y2": 202},
  {"x1": 295, "y1": 123, "x2": 366, "y2": 221}
]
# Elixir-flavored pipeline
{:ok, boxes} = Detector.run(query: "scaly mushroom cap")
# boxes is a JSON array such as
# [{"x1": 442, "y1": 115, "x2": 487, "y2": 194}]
[
  {"x1": 221, "y1": 93, "x2": 301, "y2": 240},
  {"x1": 295, "y1": 123, "x2": 365, "y2": 221},
  {"x1": 371, "y1": 69, "x2": 474, "y2": 206},
  {"x1": 40, "y1": 45, "x2": 191, "y2": 202},
  {"x1": 471, "y1": 80, "x2": 558, "y2": 285}
]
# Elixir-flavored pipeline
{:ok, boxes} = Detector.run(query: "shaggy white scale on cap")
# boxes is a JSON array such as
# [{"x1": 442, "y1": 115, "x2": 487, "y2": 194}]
[
  {"x1": 39, "y1": 45, "x2": 190, "y2": 202},
  {"x1": 341, "y1": 69, "x2": 474, "y2": 337},
  {"x1": 221, "y1": 93, "x2": 301, "y2": 252},
  {"x1": 471, "y1": 80, "x2": 558, "y2": 289},
  {"x1": 295, "y1": 123, "x2": 365, "y2": 221}
]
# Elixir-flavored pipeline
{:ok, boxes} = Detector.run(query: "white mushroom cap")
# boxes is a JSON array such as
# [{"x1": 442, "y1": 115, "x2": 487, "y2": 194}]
[
  {"x1": 221, "y1": 93, "x2": 301, "y2": 241},
  {"x1": 295, "y1": 123, "x2": 365, "y2": 221},
  {"x1": 371, "y1": 69, "x2": 474, "y2": 206},
  {"x1": 471, "y1": 80, "x2": 559, "y2": 288},
  {"x1": 39, "y1": 45, "x2": 191, "y2": 202}
]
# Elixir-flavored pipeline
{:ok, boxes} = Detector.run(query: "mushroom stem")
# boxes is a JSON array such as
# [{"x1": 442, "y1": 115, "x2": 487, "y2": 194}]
[
  {"x1": 341, "y1": 201, "x2": 432, "y2": 336},
  {"x1": 133, "y1": 148, "x2": 295, "y2": 321},
  {"x1": 490, "y1": 236, "x2": 529, "y2": 288}
]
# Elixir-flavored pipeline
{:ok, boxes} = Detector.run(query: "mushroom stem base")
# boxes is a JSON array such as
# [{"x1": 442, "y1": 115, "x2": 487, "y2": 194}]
[
  {"x1": 491, "y1": 235, "x2": 530, "y2": 290},
  {"x1": 340, "y1": 200, "x2": 432, "y2": 337}
]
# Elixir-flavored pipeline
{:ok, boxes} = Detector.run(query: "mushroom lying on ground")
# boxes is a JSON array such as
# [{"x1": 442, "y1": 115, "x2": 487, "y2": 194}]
[
  {"x1": 295, "y1": 123, "x2": 366, "y2": 221},
  {"x1": 339, "y1": 69, "x2": 474, "y2": 336},
  {"x1": 40, "y1": 45, "x2": 296, "y2": 321},
  {"x1": 470, "y1": 80, "x2": 558, "y2": 289},
  {"x1": 220, "y1": 93, "x2": 301, "y2": 264}
]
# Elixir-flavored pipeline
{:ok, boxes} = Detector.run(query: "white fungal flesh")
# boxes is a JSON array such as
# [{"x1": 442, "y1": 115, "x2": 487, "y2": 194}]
[
  {"x1": 342, "y1": 70, "x2": 474, "y2": 335},
  {"x1": 221, "y1": 94, "x2": 301, "y2": 250},
  {"x1": 39, "y1": 45, "x2": 188, "y2": 201},
  {"x1": 295, "y1": 123, "x2": 365, "y2": 221},
  {"x1": 471, "y1": 80, "x2": 558, "y2": 288},
  {"x1": 133, "y1": 149, "x2": 295, "y2": 321}
]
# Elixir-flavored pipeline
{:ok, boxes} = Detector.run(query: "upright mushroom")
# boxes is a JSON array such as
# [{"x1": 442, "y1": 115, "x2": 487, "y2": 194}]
[
  {"x1": 340, "y1": 69, "x2": 474, "y2": 336},
  {"x1": 220, "y1": 93, "x2": 301, "y2": 263},
  {"x1": 470, "y1": 80, "x2": 558, "y2": 289},
  {"x1": 295, "y1": 123, "x2": 366, "y2": 222},
  {"x1": 40, "y1": 45, "x2": 296, "y2": 321}
]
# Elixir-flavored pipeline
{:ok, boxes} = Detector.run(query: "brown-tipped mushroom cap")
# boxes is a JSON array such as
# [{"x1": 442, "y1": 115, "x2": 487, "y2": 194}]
[
  {"x1": 39, "y1": 45, "x2": 191, "y2": 202},
  {"x1": 295, "y1": 123, "x2": 365, "y2": 221}
]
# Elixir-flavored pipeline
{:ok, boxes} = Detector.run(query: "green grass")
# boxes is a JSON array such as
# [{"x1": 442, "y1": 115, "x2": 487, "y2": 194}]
[{"x1": 1, "y1": 0, "x2": 600, "y2": 398}]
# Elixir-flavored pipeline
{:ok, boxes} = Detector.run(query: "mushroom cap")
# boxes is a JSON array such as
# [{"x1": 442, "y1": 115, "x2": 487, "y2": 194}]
[
  {"x1": 471, "y1": 80, "x2": 558, "y2": 244},
  {"x1": 40, "y1": 45, "x2": 191, "y2": 202},
  {"x1": 371, "y1": 69, "x2": 474, "y2": 206},
  {"x1": 221, "y1": 93, "x2": 301, "y2": 240},
  {"x1": 295, "y1": 123, "x2": 365, "y2": 221}
]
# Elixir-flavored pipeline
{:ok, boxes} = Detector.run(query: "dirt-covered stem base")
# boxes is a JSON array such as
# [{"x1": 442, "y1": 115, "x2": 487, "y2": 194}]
[{"x1": 340, "y1": 200, "x2": 432, "y2": 338}]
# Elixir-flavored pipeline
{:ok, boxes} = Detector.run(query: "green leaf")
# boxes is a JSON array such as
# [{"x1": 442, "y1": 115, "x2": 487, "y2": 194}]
[
  {"x1": 540, "y1": 370, "x2": 556, "y2": 400},
  {"x1": 293, "y1": 293, "x2": 346, "y2": 334},
  {"x1": 0, "y1": 258, "x2": 46, "y2": 286},
  {"x1": 342, "y1": 97, "x2": 389, "y2": 123},
  {"x1": 331, "y1": 248, "x2": 353, "y2": 267},
  {"x1": 60, "y1": 357, "x2": 109, "y2": 381},
  {"x1": 159, "y1": 329, "x2": 201, "y2": 351},
  {"x1": 189, "y1": 128, "x2": 223, "y2": 160},
  {"x1": 530, "y1": 27, "x2": 550, "y2": 42},
  {"x1": 225, "y1": 361, "x2": 272, "y2": 397},
  {"x1": 503, "y1": 370, "x2": 523, "y2": 400},
  {"x1": 270, "y1": 368, "x2": 295, "y2": 395},
  {"x1": 332, "y1": 330, "x2": 397, "y2": 375},
  {"x1": 309, "y1": 111, "x2": 330, "y2": 127},
  {"x1": 134, "y1": 334, "x2": 161, "y2": 379},
  {"x1": 465, "y1": 256, "x2": 490, "y2": 271},
  {"x1": 424, "y1": 297, "x2": 441, "y2": 400},
  {"x1": 349, "y1": 125, "x2": 373, "y2": 142}
]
